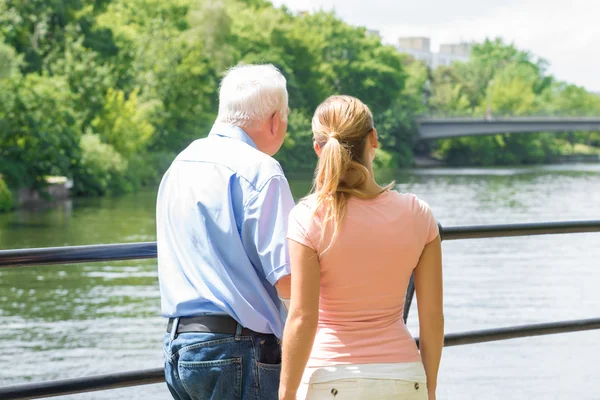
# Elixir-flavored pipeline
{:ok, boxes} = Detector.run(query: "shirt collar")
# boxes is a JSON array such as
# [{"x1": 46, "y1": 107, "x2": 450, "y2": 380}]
[{"x1": 209, "y1": 123, "x2": 257, "y2": 149}]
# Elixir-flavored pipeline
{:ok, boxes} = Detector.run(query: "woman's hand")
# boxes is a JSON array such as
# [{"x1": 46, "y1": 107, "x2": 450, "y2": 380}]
[
  {"x1": 278, "y1": 388, "x2": 296, "y2": 400},
  {"x1": 428, "y1": 388, "x2": 437, "y2": 400}
]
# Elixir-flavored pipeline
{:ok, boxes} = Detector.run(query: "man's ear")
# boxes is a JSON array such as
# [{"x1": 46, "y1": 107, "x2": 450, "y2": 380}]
[{"x1": 270, "y1": 112, "x2": 281, "y2": 137}]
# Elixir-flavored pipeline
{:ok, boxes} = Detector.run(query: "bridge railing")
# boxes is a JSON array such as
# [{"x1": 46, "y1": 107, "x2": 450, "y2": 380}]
[
  {"x1": 417, "y1": 111, "x2": 600, "y2": 119},
  {"x1": 1, "y1": 220, "x2": 599, "y2": 399}
]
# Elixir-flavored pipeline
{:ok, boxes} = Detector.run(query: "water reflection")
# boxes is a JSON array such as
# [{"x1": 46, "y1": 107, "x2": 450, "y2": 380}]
[{"x1": 0, "y1": 262, "x2": 158, "y2": 321}]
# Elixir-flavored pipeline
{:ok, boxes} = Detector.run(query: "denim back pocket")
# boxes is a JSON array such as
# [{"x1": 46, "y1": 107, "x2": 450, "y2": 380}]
[
  {"x1": 179, "y1": 357, "x2": 243, "y2": 399},
  {"x1": 256, "y1": 362, "x2": 281, "y2": 400},
  {"x1": 255, "y1": 335, "x2": 282, "y2": 400}
]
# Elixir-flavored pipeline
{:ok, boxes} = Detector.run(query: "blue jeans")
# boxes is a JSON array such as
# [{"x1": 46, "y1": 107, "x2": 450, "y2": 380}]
[{"x1": 163, "y1": 328, "x2": 281, "y2": 400}]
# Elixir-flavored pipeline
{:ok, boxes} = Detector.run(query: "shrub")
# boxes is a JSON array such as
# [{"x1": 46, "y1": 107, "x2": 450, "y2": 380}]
[
  {"x1": 373, "y1": 148, "x2": 397, "y2": 169},
  {"x1": 123, "y1": 151, "x2": 176, "y2": 191},
  {"x1": 91, "y1": 88, "x2": 156, "y2": 157},
  {"x1": 73, "y1": 133, "x2": 128, "y2": 196}
]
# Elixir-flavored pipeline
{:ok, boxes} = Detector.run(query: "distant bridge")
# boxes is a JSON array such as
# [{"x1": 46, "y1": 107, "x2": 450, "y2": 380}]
[{"x1": 417, "y1": 117, "x2": 600, "y2": 140}]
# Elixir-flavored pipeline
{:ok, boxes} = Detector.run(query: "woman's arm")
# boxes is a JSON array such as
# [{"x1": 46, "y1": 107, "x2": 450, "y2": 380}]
[
  {"x1": 414, "y1": 235, "x2": 444, "y2": 400},
  {"x1": 279, "y1": 240, "x2": 321, "y2": 400}
]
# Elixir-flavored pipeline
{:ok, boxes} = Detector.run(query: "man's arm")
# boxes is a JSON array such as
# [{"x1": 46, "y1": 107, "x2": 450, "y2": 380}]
[{"x1": 243, "y1": 175, "x2": 295, "y2": 295}]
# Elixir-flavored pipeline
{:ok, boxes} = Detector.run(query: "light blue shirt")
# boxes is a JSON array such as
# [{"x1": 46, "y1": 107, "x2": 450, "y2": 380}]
[{"x1": 156, "y1": 123, "x2": 295, "y2": 338}]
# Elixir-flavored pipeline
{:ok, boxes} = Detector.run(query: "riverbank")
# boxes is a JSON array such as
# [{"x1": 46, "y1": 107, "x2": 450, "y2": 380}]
[
  {"x1": 16, "y1": 176, "x2": 72, "y2": 206},
  {"x1": 2, "y1": 150, "x2": 599, "y2": 214},
  {"x1": 414, "y1": 155, "x2": 445, "y2": 168},
  {"x1": 0, "y1": 176, "x2": 73, "y2": 213}
]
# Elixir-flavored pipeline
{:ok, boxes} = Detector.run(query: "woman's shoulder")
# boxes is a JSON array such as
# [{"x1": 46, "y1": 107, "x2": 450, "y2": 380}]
[
  {"x1": 388, "y1": 190, "x2": 433, "y2": 215},
  {"x1": 294, "y1": 194, "x2": 318, "y2": 211},
  {"x1": 387, "y1": 190, "x2": 417, "y2": 205},
  {"x1": 290, "y1": 194, "x2": 319, "y2": 220}
]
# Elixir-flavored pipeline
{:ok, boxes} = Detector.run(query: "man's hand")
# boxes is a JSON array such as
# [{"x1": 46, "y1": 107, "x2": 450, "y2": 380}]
[{"x1": 275, "y1": 275, "x2": 291, "y2": 299}]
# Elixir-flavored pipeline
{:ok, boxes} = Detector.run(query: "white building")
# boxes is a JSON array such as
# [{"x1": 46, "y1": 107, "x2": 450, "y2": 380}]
[{"x1": 396, "y1": 37, "x2": 472, "y2": 69}]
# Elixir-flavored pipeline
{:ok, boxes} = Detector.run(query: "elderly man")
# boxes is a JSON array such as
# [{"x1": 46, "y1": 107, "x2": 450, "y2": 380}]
[{"x1": 157, "y1": 64, "x2": 293, "y2": 400}]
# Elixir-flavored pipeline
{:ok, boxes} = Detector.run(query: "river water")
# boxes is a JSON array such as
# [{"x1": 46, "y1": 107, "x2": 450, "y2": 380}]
[{"x1": 1, "y1": 165, "x2": 599, "y2": 399}]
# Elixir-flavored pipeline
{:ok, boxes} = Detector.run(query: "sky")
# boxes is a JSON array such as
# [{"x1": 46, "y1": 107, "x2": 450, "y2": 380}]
[{"x1": 271, "y1": 0, "x2": 600, "y2": 92}]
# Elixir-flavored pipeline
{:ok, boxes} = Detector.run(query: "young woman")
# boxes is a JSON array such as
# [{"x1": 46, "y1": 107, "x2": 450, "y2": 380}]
[{"x1": 279, "y1": 95, "x2": 444, "y2": 400}]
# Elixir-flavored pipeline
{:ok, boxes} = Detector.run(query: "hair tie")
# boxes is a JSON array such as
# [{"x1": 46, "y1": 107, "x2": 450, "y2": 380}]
[{"x1": 329, "y1": 131, "x2": 341, "y2": 141}]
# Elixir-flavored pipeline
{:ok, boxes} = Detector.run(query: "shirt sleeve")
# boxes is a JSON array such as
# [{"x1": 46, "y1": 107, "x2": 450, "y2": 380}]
[
  {"x1": 242, "y1": 175, "x2": 295, "y2": 286},
  {"x1": 286, "y1": 203, "x2": 316, "y2": 251},
  {"x1": 415, "y1": 197, "x2": 439, "y2": 245}
]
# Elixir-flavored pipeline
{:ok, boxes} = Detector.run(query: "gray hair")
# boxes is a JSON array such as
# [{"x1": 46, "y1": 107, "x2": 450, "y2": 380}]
[{"x1": 216, "y1": 64, "x2": 289, "y2": 128}]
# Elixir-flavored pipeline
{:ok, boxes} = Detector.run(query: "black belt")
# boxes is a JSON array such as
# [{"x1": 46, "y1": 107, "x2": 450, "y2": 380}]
[{"x1": 166, "y1": 315, "x2": 263, "y2": 336}]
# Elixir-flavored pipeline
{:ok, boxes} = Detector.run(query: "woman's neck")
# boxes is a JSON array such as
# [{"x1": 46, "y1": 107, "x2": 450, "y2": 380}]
[{"x1": 362, "y1": 176, "x2": 387, "y2": 196}]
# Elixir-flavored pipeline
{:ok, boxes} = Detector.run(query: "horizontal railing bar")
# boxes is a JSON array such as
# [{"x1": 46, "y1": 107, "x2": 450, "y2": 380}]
[
  {"x1": 1, "y1": 220, "x2": 599, "y2": 268},
  {"x1": 0, "y1": 242, "x2": 157, "y2": 268},
  {"x1": 0, "y1": 368, "x2": 164, "y2": 400},
  {"x1": 441, "y1": 317, "x2": 600, "y2": 347},
  {"x1": 1, "y1": 317, "x2": 598, "y2": 399},
  {"x1": 440, "y1": 220, "x2": 600, "y2": 241}
]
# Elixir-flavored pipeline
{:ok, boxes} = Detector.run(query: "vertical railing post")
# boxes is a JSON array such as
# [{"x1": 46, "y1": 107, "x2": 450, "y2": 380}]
[{"x1": 403, "y1": 274, "x2": 415, "y2": 323}]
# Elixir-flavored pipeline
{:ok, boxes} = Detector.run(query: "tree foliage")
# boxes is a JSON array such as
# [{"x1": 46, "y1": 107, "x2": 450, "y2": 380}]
[
  {"x1": 0, "y1": 73, "x2": 80, "y2": 189},
  {"x1": 0, "y1": 176, "x2": 13, "y2": 212},
  {"x1": 428, "y1": 38, "x2": 600, "y2": 165},
  {"x1": 0, "y1": 2, "x2": 598, "y2": 203}
]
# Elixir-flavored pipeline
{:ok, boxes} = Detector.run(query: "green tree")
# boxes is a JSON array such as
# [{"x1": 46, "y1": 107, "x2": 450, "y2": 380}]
[
  {"x1": 0, "y1": 40, "x2": 19, "y2": 78},
  {"x1": 134, "y1": 29, "x2": 218, "y2": 151},
  {"x1": 45, "y1": 31, "x2": 116, "y2": 128},
  {"x1": 187, "y1": 0, "x2": 235, "y2": 71},
  {"x1": 429, "y1": 65, "x2": 472, "y2": 115},
  {"x1": 97, "y1": 0, "x2": 219, "y2": 151},
  {"x1": 73, "y1": 133, "x2": 128, "y2": 196},
  {"x1": 374, "y1": 58, "x2": 428, "y2": 165},
  {"x1": 429, "y1": 38, "x2": 550, "y2": 114},
  {"x1": 0, "y1": 74, "x2": 80, "y2": 189},
  {"x1": 483, "y1": 62, "x2": 539, "y2": 116},
  {"x1": 0, "y1": 0, "x2": 88, "y2": 73},
  {"x1": 539, "y1": 81, "x2": 600, "y2": 116},
  {"x1": 4, "y1": 0, "x2": 600, "y2": 205},
  {"x1": 91, "y1": 88, "x2": 156, "y2": 157},
  {"x1": 0, "y1": 176, "x2": 13, "y2": 212},
  {"x1": 431, "y1": 37, "x2": 585, "y2": 166},
  {"x1": 275, "y1": 110, "x2": 315, "y2": 173},
  {"x1": 297, "y1": 12, "x2": 405, "y2": 114}
]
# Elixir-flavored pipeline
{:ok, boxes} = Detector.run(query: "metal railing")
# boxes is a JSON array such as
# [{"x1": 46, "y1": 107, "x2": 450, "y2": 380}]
[
  {"x1": 3, "y1": 220, "x2": 600, "y2": 268},
  {"x1": 1, "y1": 219, "x2": 599, "y2": 399}
]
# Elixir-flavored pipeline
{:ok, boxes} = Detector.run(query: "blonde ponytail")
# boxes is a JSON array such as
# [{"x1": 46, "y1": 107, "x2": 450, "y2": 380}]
[
  {"x1": 310, "y1": 96, "x2": 394, "y2": 251},
  {"x1": 313, "y1": 134, "x2": 351, "y2": 247}
]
